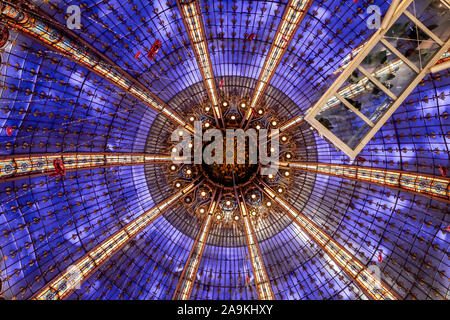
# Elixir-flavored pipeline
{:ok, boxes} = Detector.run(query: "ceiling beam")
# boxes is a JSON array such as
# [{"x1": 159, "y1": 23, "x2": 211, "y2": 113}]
[
  {"x1": 257, "y1": 180, "x2": 400, "y2": 300},
  {"x1": 278, "y1": 161, "x2": 450, "y2": 204},
  {"x1": 0, "y1": 1, "x2": 193, "y2": 132},
  {"x1": 236, "y1": 188, "x2": 275, "y2": 300},
  {"x1": 0, "y1": 153, "x2": 173, "y2": 183},
  {"x1": 276, "y1": 50, "x2": 448, "y2": 136},
  {"x1": 241, "y1": 0, "x2": 313, "y2": 129},
  {"x1": 31, "y1": 178, "x2": 203, "y2": 300},
  {"x1": 177, "y1": 0, "x2": 223, "y2": 128},
  {"x1": 172, "y1": 189, "x2": 221, "y2": 300}
]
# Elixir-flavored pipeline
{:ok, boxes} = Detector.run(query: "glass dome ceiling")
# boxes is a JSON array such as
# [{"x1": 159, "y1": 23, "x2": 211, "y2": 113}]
[{"x1": 0, "y1": 0, "x2": 448, "y2": 301}]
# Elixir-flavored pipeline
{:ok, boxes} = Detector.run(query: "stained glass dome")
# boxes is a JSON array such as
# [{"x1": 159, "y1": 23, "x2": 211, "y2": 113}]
[{"x1": 0, "y1": 0, "x2": 448, "y2": 301}]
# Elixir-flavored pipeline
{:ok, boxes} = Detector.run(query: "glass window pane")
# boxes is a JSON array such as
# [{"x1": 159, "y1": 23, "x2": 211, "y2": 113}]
[
  {"x1": 407, "y1": 0, "x2": 450, "y2": 42},
  {"x1": 384, "y1": 14, "x2": 440, "y2": 69},
  {"x1": 315, "y1": 98, "x2": 372, "y2": 150},
  {"x1": 360, "y1": 43, "x2": 392, "y2": 74}
]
